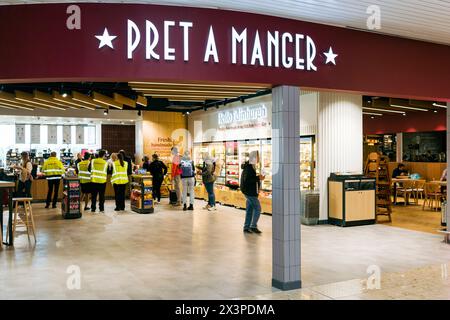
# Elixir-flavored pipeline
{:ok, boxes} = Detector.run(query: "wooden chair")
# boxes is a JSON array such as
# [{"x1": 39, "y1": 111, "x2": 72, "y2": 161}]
[
  {"x1": 422, "y1": 183, "x2": 443, "y2": 211},
  {"x1": 396, "y1": 180, "x2": 415, "y2": 206},
  {"x1": 6, "y1": 197, "x2": 36, "y2": 243},
  {"x1": 413, "y1": 180, "x2": 426, "y2": 204}
]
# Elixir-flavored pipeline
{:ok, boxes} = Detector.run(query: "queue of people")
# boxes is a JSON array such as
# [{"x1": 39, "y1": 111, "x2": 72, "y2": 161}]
[{"x1": 15, "y1": 147, "x2": 262, "y2": 234}]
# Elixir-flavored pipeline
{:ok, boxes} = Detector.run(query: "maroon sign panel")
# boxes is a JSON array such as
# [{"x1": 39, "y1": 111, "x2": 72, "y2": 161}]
[{"x1": 0, "y1": 3, "x2": 449, "y2": 101}]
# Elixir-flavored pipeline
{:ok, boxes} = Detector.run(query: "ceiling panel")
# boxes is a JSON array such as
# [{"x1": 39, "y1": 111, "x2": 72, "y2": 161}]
[{"x1": 2, "y1": 0, "x2": 450, "y2": 45}]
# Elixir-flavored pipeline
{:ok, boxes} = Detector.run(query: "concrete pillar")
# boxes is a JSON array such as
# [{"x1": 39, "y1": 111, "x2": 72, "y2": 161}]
[
  {"x1": 317, "y1": 92, "x2": 363, "y2": 221},
  {"x1": 135, "y1": 119, "x2": 144, "y2": 164},
  {"x1": 271, "y1": 86, "x2": 301, "y2": 290}
]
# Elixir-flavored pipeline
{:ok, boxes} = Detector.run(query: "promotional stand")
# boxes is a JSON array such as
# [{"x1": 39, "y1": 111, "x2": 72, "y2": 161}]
[
  {"x1": 61, "y1": 177, "x2": 82, "y2": 219},
  {"x1": 130, "y1": 174, "x2": 154, "y2": 214}
]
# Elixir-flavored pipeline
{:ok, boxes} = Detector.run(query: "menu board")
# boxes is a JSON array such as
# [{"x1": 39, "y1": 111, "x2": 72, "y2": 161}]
[
  {"x1": 15, "y1": 124, "x2": 25, "y2": 144},
  {"x1": 30, "y1": 124, "x2": 40, "y2": 144},
  {"x1": 48, "y1": 125, "x2": 58, "y2": 144},
  {"x1": 63, "y1": 126, "x2": 72, "y2": 144},
  {"x1": 76, "y1": 126, "x2": 84, "y2": 144}
]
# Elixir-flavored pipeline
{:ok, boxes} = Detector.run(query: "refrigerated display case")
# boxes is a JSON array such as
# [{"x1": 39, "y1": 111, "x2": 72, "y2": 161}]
[
  {"x1": 261, "y1": 139, "x2": 272, "y2": 191},
  {"x1": 239, "y1": 140, "x2": 261, "y2": 169},
  {"x1": 225, "y1": 141, "x2": 240, "y2": 189},
  {"x1": 193, "y1": 142, "x2": 226, "y2": 186},
  {"x1": 207, "y1": 142, "x2": 226, "y2": 186},
  {"x1": 300, "y1": 136, "x2": 316, "y2": 191},
  {"x1": 193, "y1": 143, "x2": 207, "y2": 186}
]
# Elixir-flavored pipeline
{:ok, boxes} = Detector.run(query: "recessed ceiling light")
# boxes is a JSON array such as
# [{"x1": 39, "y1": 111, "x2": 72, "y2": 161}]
[
  {"x1": 363, "y1": 107, "x2": 405, "y2": 115},
  {"x1": 390, "y1": 104, "x2": 428, "y2": 112},
  {"x1": 433, "y1": 103, "x2": 447, "y2": 108}
]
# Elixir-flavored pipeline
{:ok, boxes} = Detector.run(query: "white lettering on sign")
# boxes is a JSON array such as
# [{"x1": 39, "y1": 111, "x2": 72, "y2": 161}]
[
  {"x1": 107, "y1": 19, "x2": 335, "y2": 70},
  {"x1": 218, "y1": 104, "x2": 268, "y2": 126}
]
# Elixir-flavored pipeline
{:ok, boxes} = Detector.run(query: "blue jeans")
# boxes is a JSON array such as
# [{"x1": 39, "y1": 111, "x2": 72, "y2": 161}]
[
  {"x1": 204, "y1": 182, "x2": 215, "y2": 206},
  {"x1": 244, "y1": 195, "x2": 261, "y2": 229}
]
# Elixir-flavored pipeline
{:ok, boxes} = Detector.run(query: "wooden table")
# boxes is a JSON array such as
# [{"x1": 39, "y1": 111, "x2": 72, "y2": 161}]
[
  {"x1": 0, "y1": 180, "x2": 15, "y2": 246},
  {"x1": 429, "y1": 181, "x2": 447, "y2": 187}
]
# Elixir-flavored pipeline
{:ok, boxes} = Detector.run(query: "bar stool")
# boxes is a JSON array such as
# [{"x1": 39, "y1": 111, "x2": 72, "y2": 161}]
[{"x1": 6, "y1": 197, "x2": 36, "y2": 243}]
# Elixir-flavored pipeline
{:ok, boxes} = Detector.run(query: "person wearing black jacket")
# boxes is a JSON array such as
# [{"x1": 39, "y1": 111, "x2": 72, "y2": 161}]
[
  {"x1": 240, "y1": 151, "x2": 264, "y2": 234},
  {"x1": 142, "y1": 155, "x2": 151, "y2": 172},
  {"x1": 119, "y1": 150, "x2": 133, "y2": 176},
  {"x1": 149, "y1": 153, "x2": 167, "y2": 203}
]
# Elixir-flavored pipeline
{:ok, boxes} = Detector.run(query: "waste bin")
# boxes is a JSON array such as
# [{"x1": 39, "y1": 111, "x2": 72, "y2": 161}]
[{"x1": 300, "y1": 191, "x2": 319, "y2": 225}]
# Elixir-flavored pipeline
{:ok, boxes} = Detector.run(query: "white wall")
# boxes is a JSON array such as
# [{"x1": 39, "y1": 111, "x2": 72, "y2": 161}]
[
  {"x1": 300, "y1": 91, "x2": 318, "y2": 136},
  {"x1": 317, "y1": 92, "x2": 363, "y2": 220}
]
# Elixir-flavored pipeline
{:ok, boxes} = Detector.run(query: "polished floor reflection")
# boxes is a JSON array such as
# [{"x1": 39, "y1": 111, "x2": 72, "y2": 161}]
[{"x1": 1, "y1": 199, "x2": 449, "y2": 299}]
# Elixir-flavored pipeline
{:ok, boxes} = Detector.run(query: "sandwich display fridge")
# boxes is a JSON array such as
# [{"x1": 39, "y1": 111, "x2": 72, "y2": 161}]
[
  {"x1": 260, "y1": 139, "x2": 272, "y2": 191},
  {"x1": 300, "y1": 136, "x2": 316, "y2": 191},
  {"x1": 225, "y1": 141, "x2": 240, "y2": 189},
  {"x1": 193, "y1": 142, "x2": 226, "y2": 186}
]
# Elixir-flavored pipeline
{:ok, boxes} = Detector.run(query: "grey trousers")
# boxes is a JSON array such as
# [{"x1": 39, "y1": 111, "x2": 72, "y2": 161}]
[{"x1": 182, "y1": 177, "x2": 195, "y2": 206}]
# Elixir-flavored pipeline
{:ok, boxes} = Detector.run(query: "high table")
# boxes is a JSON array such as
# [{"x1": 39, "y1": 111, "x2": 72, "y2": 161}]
[{"x1": 0, "y1": 180, "x2": 16, "y2": 246}]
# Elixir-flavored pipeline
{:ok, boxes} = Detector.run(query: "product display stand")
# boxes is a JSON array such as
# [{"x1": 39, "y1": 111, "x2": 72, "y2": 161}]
[
  {"x1": 61, "y1": 177, "x2": 81, "y2": 219},
  {"x1": 130, "y1": 174, "x2": 154, "y2": 214},
  {"x1": 364, "y1": 152, "x2": 392, "y2": 222}
]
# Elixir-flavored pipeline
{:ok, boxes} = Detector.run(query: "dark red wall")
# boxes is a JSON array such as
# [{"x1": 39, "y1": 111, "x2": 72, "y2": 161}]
[
  {"x1": 363, "y1": 109, "x2": 447, "y2": 134},
  {"x1": 1, "y1": 3, "x2": 450, "y2": 101}
]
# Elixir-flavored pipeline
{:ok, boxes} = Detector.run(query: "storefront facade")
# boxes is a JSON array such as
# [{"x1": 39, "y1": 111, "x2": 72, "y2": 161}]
[{"x1": 1, "y1": 3, "x2": 450, "y2": 291}]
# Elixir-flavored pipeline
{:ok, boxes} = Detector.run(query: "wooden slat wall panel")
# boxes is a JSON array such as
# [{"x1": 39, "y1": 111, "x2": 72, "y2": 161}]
[
  {"x1": 101, "y1": 124, "x2": 136, "y2": 158},
  {"x1": 388, "y1": 162, "x2": 447, "y2": 181}
]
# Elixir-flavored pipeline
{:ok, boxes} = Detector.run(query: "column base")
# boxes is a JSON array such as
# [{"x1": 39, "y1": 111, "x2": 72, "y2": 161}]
[{"x1": 272, "y1": 279, "x2": 302, "y2": 291}]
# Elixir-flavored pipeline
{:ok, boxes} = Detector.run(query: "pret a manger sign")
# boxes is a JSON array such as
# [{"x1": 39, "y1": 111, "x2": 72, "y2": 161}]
[{"x1": 96, "y1": 19, "x2": 339, "y2": 70}]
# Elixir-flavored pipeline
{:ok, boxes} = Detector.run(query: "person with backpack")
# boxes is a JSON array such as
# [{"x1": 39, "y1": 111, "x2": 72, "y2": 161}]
[
  {"x1": 180, "y1": 150, "x2": 195, "y2": 211},
  {"x1": 149, "y1": 153, "x2": 167, "y2": 204},
  {"x1": 14, "y1": 151, "x2": 33, "y2": 198},
  {"x1": 240, "y1": 150, "x2": 264, "y2": 234},
  {"x1": 198, "y1": 152, "x2": 217, "y2": 211}
]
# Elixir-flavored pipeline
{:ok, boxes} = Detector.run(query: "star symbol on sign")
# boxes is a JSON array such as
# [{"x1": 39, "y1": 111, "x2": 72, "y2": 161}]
[
  {"x1": 95, "y1": 28, "x2": 117, "y2": 49},
  {"x1": 323, "y1": 47, "x2": 338, "y2": 65}
]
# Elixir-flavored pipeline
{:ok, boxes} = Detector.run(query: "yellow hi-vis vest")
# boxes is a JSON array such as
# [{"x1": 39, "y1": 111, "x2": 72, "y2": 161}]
[
  {"x1": 91, "y1": 158, "x2": 108, "y2": 184},
  {"x1": 42, "y1": 157, "x2": 65, "y2": 180},
  {"x1": 77, "y1": 160, "x2": 91, "y2": 184},
  {"x1": 111, "y1": 160, "x2": 129, "y2": 185}
]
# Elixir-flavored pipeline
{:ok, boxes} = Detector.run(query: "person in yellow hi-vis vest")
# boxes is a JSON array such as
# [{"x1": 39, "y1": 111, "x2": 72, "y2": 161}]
[
  {"x1": 89, "y1": 150, "x2": 108, "y2": 213},
  {"x1": 111, "y1": 153, "x2": 129, "y2": 211},
  {"x1": 76, "y1": 152, "x2": 92, "y2": 211},
  {"x1": 42, "y1": 151, "x2": 65, "y2": 209}
]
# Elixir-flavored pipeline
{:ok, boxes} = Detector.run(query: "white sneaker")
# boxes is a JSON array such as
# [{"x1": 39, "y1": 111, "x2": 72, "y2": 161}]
[
  {"x1": 203, "y1": 205, "x2": 211, "y2": 210},
  {"x1": 207, "y1": 206, "x2": 217, "y2": 211}
]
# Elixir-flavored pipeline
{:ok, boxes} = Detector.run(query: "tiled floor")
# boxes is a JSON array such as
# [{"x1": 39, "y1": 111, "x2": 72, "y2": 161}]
[{"x1": 1, "y1": 199, "x2": 449, "y2": 299}]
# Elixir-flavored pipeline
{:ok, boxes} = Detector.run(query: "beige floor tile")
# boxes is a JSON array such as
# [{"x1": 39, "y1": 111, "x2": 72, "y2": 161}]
[{"x1": 2, "y1": 199, "x2": 450, "y2": 299}]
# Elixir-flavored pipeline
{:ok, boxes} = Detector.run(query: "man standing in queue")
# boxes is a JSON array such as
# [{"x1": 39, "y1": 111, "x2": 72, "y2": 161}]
[
  {"x1": 42, "y1": 151, "x2": 65, "y2": 209},
  {"x1": 111, "y1": 152, "x2": 129, "y2": 211},
  {"x1": 90, "y1": 150, "x2": 108, "y2": 213},
  {"x1": 76, "y1": 152, "x2": 92, "y2": 211}
]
